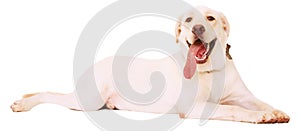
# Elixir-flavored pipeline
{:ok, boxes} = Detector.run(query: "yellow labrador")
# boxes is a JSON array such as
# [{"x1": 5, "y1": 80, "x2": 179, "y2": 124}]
[{"x1": 11, "y1": 6, "x2": 289, "y2": 123}]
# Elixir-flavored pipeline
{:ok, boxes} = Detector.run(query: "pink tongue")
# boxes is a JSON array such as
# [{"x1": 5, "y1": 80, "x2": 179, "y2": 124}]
[{"x1": 184, "y1": 44, "x2": 206, "y2": 79}]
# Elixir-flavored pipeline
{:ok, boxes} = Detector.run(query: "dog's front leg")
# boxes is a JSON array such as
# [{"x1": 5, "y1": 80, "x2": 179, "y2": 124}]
[
  {"x1": 222, "y1": 86, "x2": 290, "y2": 123},
  {"x1": 180, "y1": 102, "x2": 284, "y2": 123},
  {"x1": 221, "y1": 61, "x2": 290, "y2": 123}
]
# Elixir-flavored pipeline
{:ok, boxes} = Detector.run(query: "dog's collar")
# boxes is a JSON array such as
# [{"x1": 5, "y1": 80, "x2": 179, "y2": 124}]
[
  {"x1": 198, "y1": 67, "x2": 225, "y2": 74},
  {"x1": 226, "y1": 44, "x2": 233, "y2": 60}
]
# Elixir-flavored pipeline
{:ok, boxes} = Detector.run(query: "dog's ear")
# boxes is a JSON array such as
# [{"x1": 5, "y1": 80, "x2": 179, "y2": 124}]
[
  {"x1": 220, "y1": 13, "x2": 230, "y2": 37},
  {"x1": 175, "y1": 21, "x2": 181, "y2": 43}
]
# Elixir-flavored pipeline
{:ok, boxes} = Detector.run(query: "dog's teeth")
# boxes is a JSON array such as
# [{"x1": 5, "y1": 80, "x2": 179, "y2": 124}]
[{"x1": 195, "y1": 55, "x2": 206, "y2": 61}]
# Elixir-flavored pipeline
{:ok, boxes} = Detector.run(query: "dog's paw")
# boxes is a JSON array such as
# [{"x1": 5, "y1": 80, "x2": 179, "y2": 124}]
[
  {"x1": 272, "y1": 110, "x2": 290, "y2": 123},
  {"x1": 254, "y1": 110, "x2": 290, "y2": 124},
  {"x1": 11, "y1": 93, "x2": 41, "y2": 112},
  {"x1": 256, "y1": 111, "x2": 277, "y2": 124},
  {"x1": 106, "y1": 103, "x2": 116, "y2": 110},
  {"x1": 11, "y1": 99, "x2": 32, "y2": 112},
  {"x1": 179, "y1": 113, "x2": 186, "y2": 119}
]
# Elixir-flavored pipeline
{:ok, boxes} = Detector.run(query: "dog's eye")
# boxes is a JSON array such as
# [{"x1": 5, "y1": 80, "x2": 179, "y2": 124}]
[
  {"x1": 207, "y1": 16, "x2": 216, "y2": 21},
  {"x1": 185, "y1": 17, "x2": 193, "y2": 22}
]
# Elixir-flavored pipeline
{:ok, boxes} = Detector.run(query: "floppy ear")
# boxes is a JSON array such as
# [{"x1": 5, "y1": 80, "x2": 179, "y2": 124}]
[
  {"x1": 175, "y1": 21, "x2": 181, "y2": 43},
  {"x1": 220, "y1": 13, "x2": 230, "y2": 37}
]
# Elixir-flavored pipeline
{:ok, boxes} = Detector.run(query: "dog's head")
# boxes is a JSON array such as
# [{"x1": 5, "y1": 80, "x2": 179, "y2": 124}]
[{"x1": 175, "y1": 6, "x2": 230, "y2": 79}]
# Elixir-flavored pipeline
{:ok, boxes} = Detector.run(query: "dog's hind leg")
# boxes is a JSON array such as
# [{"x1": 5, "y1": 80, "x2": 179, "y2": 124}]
[
  {"x1": 11, "y1": 59, "x2": 114, "y2": 112},
  {"x1": 11, "y1": 75, "x2": 111, "y2": 112},
  {"x1": 11, "y1": 73, "x2": 111, "y2": 112},
  {"x1": 11, "y1": 91, "x2": 108, "y2": 112}
]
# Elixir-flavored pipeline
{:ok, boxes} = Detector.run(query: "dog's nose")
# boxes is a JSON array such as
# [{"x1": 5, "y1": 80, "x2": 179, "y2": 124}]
[{"x1": 192, "y1": 24, "x2": 205, "y2": 37}]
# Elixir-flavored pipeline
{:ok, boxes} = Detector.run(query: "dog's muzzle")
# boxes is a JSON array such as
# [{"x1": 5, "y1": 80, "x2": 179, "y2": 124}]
[
  {"x1": 186, "y1": 38, "x2": 217, "y2": 64},
  {"x1": 183, "y1": 37, "x2": 217, "y2": 79}
]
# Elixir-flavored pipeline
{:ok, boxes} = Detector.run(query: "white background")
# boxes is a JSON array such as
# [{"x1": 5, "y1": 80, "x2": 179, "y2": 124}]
[{"x1": 1, "y1": 0, "x2": 300, "y2": 130}]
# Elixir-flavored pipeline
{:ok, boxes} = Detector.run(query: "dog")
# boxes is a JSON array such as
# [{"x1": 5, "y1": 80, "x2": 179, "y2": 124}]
[{"x1": 11, "y1": 5, "x2": 290, "y2": 124}]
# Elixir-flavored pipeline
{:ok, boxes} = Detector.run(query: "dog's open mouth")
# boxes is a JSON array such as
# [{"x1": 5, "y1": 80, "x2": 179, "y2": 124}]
[{"x1": 184, "y1": 38, "x2": 217, "y2": 79}]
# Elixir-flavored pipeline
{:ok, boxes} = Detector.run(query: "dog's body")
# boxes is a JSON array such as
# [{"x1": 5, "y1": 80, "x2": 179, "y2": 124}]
[{"x1": 11, "y1": 6, "x2": 290, "y2": 123}]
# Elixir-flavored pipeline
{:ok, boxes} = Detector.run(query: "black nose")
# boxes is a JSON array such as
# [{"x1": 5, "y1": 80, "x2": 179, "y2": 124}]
[{"x1": 192, "y1": 24, "x2": 205, "y2": 37}]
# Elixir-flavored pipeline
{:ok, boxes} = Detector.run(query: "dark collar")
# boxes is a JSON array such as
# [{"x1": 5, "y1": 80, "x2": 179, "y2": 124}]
[{"x1": 226, "y1": 44, "x2": 233, "y2": 60}]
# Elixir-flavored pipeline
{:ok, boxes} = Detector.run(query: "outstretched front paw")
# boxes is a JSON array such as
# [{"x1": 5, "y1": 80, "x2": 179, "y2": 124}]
[
  {"x1": 256, "y1": 111, "x2": 277, "y2": 124},
  {"x1": 272, "y1": 110, "x2": 290, "y2": 123},
  {"x1": 256, "y1": 110, "x2": 290, "y2": 124}
]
